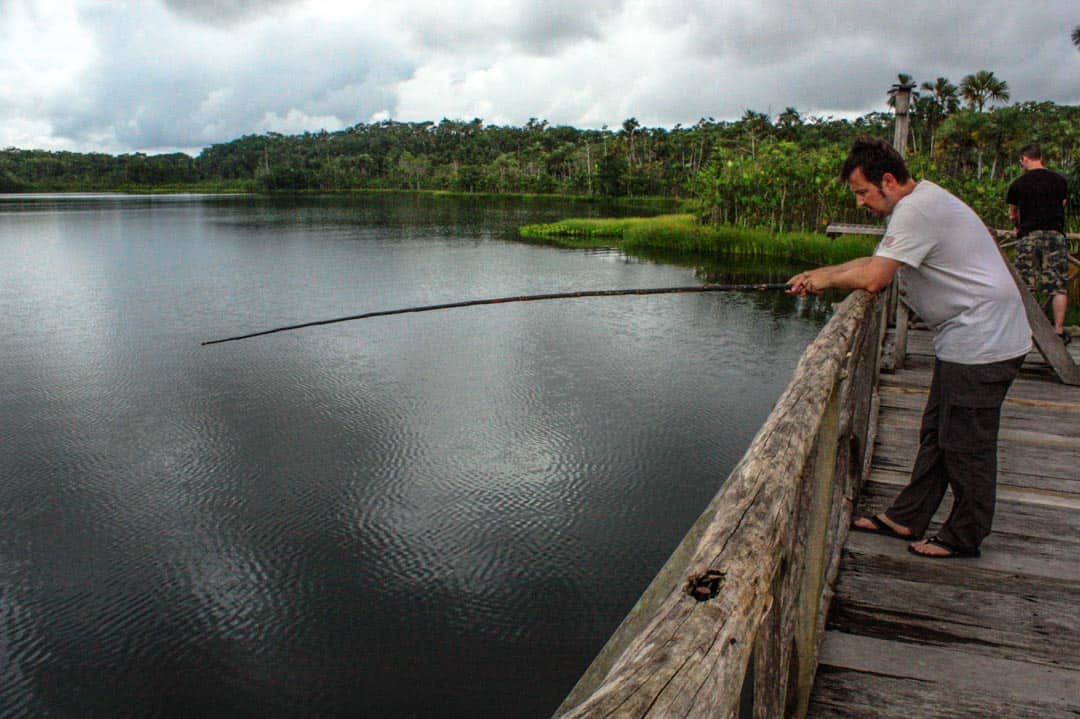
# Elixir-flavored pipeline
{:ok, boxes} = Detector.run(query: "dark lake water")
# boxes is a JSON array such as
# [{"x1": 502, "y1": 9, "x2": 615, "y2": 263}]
[{"x1": 0, "y1": 193, "x2": 828, "y2": 718}]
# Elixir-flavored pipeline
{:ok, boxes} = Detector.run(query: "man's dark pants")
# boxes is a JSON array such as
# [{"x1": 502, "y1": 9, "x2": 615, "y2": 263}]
[{"x1": 884, "y1": 355, "x2": 1025, "y2": 551}]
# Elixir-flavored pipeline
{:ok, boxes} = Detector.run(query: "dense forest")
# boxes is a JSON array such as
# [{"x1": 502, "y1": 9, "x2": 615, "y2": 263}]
[{"x1": 2, "y1": 70, "x2": 1078, "y2": 234}]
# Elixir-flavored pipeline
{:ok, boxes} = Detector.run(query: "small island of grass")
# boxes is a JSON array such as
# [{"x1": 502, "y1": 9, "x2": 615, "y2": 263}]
[{"x1": 519, "y1": 214, "x2": 880, "y2": 266}]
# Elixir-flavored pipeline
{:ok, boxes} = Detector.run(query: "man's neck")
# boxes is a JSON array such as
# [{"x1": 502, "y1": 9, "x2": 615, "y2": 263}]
[{"x1": 894, "y1": 178, "x2": 919, "y2": 200}]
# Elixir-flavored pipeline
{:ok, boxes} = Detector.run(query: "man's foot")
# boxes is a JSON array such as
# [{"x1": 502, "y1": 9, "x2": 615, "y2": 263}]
[
  {"x1": 851, "y1": 514, "x2": 919, "y2": 540},
  {"x1": 908, "y1": 536, "x2": 981, "y2": 559},
  {"x1": 1057, "y1": 331, "x2": 1072, "y2": 346}
]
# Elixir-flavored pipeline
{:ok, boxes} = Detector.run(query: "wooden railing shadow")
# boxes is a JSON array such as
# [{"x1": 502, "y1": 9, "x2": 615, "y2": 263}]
[{"x1": 554, "y1": 291, "x2": 884, "y2": 719}]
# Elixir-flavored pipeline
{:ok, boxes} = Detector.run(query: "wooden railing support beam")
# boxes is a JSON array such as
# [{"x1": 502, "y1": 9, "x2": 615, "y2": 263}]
[{"x1": 554, "y1": 292, "x2": 880, "y2": 719}]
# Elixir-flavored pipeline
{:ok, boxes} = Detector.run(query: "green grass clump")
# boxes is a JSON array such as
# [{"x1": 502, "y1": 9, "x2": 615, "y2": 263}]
[
  {"x1": 519, "y1": 216, "x2": 655, "y2": 238},
  {"x1": 520, "y1": 214, "x2": 877, "y2": 265}
]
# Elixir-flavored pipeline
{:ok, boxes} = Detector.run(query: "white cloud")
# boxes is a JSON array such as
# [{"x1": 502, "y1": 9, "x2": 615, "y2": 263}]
[
  {"x1": 254, "y1": 108, "x2": 346, "y2": 134},
  {"x1": 2, "y1": 0, "x2": 1078, "y2": 154}
]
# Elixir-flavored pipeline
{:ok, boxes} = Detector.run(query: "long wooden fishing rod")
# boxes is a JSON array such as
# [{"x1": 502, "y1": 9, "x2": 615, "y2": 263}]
[{"x1": 201, "y1": 282, "x2": 791, "y2": 346}]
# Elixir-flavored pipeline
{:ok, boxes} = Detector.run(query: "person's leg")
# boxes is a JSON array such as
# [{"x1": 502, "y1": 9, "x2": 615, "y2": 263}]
[
  {"x1": 1035, "y1": 231, "x2": 1070, "y2": 339},
  {"x1": 872, "y1": 359, "x2": 950, "y2": 537},
  {"x1": 910, "y1": 357, "x2": 1022, "y2": 555},
  {"x1": 934, "y1": 435, "x2": 998, "y2": 550},
  {"x1": 1052, "y1": 292, "x2": 1068, "y2": 336},
  {"x1": 1015, "y1": 234, "x2": 1037, "y2": 296}
]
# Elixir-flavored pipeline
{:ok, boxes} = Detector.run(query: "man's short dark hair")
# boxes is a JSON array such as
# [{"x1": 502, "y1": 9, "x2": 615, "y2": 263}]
[
  {"x1": 1019, "y1": 143, "x2": 1042, "y2": 161},
  {"x1": 839, "y1": 137, "x2": 911, "y2": 185}
]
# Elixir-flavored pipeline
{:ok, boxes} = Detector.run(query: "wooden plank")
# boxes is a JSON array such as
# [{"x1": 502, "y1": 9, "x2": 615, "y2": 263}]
[
  {"x1": 827, "y1": 572, "x2": 1080, "y2": 668},
  {"x1": 885, "y1": 329, "x2": 1080, "y2": 364},
  {"x1": 825, "y1": 224, "x2": 1080, "y2": 243},
  {"x1": 814, "y1": 634, "x2": 1080, "y2": 711},
  {"x1": 880, "y1": 370, "x2": 1080, "y2": 406},
  {"x1": 875, "y1": 405, "x2": 1080, "y2": 446},
  {"x1": 860, "y1": 474, "x2": 1080, "y2": 536},
  {"x1": 866, "y1": 468, "x2": 1080, "y2": 510},
  {"x1": 824, "y1": 223, "x2": 885, "y2": 238},
  {"x1": 838, "y1": 528, "x2": 1080, "y2": 600},
  {"x1": 997, "y1": 246, "x2": 1080, "y2": 385},
  {"x1": 871, "y1": 435, "x2": 1080, "y2": 490},
  {"x1": 809, "y1": 289, "x2": 1080, "y2": 719},
  {"x1": 809, "y1": 664, "x2": 1080, "y2": 718},
  {"x1": 839, "y1": 529, "x2": 1080, "y2": 586},
  {"x1": 876, "y1": 391, "x2": 1080, "y2": 437},
  {"x1": 996, "y1": 228, "x2": 1080, "y2": 242}
]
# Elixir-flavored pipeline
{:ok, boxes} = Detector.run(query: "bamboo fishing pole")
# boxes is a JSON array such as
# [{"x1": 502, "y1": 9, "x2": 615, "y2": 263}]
[{"x1": 201, "y1": 283, "x2": 792, "y2": 346}]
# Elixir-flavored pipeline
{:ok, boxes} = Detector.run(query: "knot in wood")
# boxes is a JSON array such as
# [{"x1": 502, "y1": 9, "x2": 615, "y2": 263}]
[{"x1": 684, "y1": 569, "x2": 725, "y2": 602}]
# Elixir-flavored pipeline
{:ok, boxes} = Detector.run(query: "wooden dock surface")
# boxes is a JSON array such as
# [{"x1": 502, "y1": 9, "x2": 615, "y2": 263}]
[{"x1": 808, "y1": 328, "x2": 1080, "y2": 718}]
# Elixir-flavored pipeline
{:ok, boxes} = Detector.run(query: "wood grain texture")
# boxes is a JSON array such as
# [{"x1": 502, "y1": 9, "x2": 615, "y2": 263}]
[
  {"x1": 555, "y1": 292, "x2": 881, "y2": 718},
  {"x1": 811, "y1": 321, "x2": 1080, "y2": 718}
]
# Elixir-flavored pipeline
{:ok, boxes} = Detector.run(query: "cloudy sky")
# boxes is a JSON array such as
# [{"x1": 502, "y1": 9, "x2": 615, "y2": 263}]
[{"x1": 4, "y1": 0, "x2": 1079, "y2": 156}]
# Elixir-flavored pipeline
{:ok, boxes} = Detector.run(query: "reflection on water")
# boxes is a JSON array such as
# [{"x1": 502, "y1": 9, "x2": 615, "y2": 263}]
[{"x1": 0, "y1": 193, "x2": 829, "y2": 718}]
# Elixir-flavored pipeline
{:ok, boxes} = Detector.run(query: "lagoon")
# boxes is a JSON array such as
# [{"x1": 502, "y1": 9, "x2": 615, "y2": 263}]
[{"x1": 0, "y1": 193, "x2": 826, "y2": 718}]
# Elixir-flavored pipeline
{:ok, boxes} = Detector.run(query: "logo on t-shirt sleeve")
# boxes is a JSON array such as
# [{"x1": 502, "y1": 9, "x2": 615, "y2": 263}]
[{"x1": 882, "y1": 235, "x2": 896, "y2": 247}]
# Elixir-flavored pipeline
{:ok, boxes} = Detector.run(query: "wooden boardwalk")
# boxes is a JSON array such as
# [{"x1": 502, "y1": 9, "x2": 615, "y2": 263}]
[{"x1": 808, "y1": 328, "x2": 1080, "y2": 717}]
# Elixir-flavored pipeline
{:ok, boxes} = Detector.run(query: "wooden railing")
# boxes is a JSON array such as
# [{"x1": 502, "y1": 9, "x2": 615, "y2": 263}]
[{"x1": 554, "y1": 290, "x2": 884, "y2": 719}]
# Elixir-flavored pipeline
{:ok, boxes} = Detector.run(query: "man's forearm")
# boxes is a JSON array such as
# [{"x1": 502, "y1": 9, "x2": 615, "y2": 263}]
[{"x1": 788, "y1": 256, "x2": 898, "y2": 295}]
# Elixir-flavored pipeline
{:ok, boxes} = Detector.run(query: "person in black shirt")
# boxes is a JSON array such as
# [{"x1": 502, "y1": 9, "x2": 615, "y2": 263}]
[{"x1": 1006, "y1": 143, "x2": 1071, "y2": 344}]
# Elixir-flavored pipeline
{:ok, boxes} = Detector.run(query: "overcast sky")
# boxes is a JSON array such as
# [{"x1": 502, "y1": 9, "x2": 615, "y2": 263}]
[{"x1": 4, "y1": 0, "x2": 1079, "y2": 156}]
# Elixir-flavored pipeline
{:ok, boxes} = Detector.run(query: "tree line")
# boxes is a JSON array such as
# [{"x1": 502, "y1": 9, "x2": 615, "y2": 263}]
[{"x1": 1, "y1": 70, "x2": 1077, "y2": 234}]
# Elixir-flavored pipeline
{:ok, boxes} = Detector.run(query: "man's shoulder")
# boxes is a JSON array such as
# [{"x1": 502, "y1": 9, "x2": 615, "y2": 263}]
[
  {"x1": 1008, "y1": 169, "x2": 1065, "y2": 194},
  {"x1": 1030, "y1": 168, "x2": 1068, "y2": 186},
  {"x1": 905, "y1": 180, "x2": 968, "y2": 212}
]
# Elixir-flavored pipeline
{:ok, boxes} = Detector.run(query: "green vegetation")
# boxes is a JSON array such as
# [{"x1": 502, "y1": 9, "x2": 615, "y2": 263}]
[
  {"x1": 521, "y1": 214, "x2": 877, "y2": 266},
  {"x1": 4, "y1": 84, "x2": 1076, "y2": 239},
  {"x1": 2, "y1": 67, "x2": 1076, "y2": 264}
]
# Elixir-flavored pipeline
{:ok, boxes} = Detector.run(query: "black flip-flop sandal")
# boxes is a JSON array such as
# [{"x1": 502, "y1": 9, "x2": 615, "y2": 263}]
[
  {"x1": 850, "y1": 514, "x2": 920, "y2": 541},
  {"x1": 908, "y1": 535, "x2": 981, "y2": 559}
]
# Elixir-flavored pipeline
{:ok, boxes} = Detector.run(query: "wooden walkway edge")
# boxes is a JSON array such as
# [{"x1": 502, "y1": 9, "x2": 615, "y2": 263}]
[{"x1": 807, "y1": 330, "x2": 1080, "y2": 718}]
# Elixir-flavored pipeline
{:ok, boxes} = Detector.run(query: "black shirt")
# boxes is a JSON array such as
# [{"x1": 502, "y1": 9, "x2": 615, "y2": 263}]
[{"x1": 1006, "y1": 168, "x2": 1068, "y2": 237}]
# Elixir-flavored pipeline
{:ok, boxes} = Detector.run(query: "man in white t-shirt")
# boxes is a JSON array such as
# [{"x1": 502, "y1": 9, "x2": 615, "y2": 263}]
[{"x1": 788, "y1": 138, "x2": 1031, "y2": 559}]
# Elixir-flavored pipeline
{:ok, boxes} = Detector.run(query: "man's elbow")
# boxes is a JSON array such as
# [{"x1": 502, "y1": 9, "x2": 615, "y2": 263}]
[
  {"x1": 864, "y1": 278, "x2": 890, "y2": 294},
  {"x1": 863, "y1": 272, "x2": 896, "y2": 294}
]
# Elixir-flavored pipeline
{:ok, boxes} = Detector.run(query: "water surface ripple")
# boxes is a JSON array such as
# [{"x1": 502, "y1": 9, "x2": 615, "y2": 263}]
[{"x1": 0, "y1": 193, "x2": 828, "y2": 718}]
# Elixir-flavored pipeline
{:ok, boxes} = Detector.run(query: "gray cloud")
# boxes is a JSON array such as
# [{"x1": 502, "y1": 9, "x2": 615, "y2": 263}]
[
  {"x1": 161, "y1": 0, "x2": 301, "y2": 25},
  {"x1": 672, "y1": 0, "x2": 1080, "y2": 116},
  {"x1": 47, "y1": 4, "x2": 412, "y2": 152},
  {"x1": 405, "y1": 0, "x2": 625, "y2": 57},
  {"x1": 3, "y1": 0, "x2": 1077, "y2": 154}
]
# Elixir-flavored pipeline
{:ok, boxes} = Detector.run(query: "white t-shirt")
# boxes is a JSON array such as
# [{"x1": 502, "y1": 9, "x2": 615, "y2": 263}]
[{"x1": 874, "y1": 181, "x2": 1032, "y2": 364}]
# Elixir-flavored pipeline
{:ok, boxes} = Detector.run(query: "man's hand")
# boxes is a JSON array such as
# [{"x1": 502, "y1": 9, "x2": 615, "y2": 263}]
[{"x1": 787, "y1": 269, "x2": 826, "y2": 295}]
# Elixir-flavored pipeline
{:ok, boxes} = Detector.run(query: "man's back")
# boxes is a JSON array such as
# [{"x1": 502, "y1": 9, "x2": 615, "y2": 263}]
[{"x1": 1007, "y1": 168, "x2": 1068, "y2": 235}]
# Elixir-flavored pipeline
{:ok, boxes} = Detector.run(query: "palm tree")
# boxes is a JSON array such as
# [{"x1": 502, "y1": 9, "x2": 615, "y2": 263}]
[
  {"x1": 960, "y1": 70, "x2": 1010, "y2": 112},
  {"x1": 918, "y1": 77, "x2": 961, "y2": 156},
  {"x1": 776, "y1": 107, "x2": 803, "y2": 140},
  {"x1": 621, "y1": 117, "x2": 640, "y2": 171}
]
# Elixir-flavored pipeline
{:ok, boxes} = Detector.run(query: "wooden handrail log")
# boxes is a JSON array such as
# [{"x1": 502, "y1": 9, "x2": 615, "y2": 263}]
[
  {"x1": 555, "y1": 291, "x2": 878, "y2": 718},
  {"x1": 827, "y1": 223, "x2": 1080, "y2": 245}
]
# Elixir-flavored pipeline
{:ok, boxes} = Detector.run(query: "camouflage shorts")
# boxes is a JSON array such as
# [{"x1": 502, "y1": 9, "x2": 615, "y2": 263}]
[{"x1": 1015, "y1": 230, "x2": 1069, "y2": 295}]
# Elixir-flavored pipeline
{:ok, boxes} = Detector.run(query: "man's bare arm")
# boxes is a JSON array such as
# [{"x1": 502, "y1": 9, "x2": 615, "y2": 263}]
[{"x1": 787, "y1": 256, "x2": 900, "y2": 295}]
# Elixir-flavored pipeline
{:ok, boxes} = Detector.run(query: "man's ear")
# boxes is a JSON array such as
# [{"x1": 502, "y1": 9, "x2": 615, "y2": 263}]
[{"x1": 880, "y1": 172, "x2": 897, "y2": 191}]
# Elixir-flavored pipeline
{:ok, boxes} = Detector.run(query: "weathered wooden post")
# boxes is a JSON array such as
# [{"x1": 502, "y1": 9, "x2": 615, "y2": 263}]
[
  {"x1": 552, "y1": 293, "x2": 882, "y2": 719},
  {"x1": 889, "y1": 81, "x2": 915, "y2": 368},
  {"x1": 890, "y1": 81, "x2": 915, "y2": 157}
]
